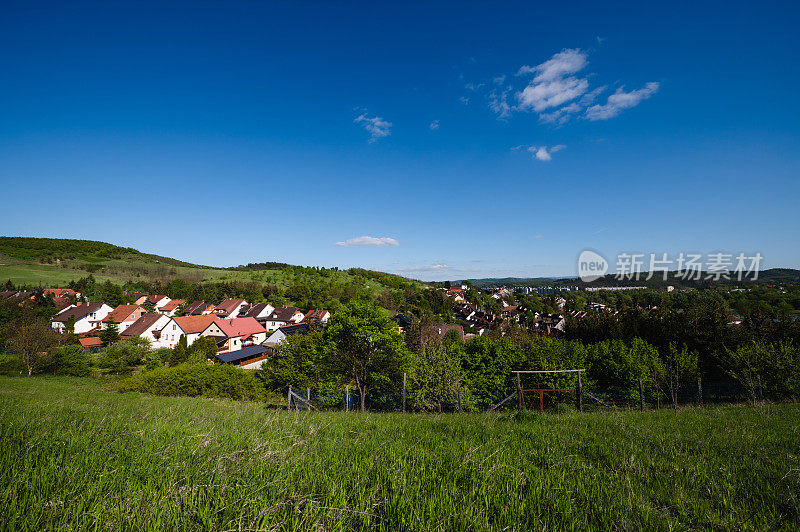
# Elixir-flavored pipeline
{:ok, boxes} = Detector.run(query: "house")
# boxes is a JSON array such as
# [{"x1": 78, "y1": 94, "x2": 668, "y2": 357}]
[
  {"x1": 446, "y1": 287, "x2": 466, "y2": 303},
  {"x1": 200, "y1": 317, "x2": 267, "y2": 352},
  {"x1": 78, "y1": 336, "x2": 103, "y2": 353},
  {"x1": 263, "y1": 323, "x2": 309, "y2": 349},
  {"x1": 391, "y1": 313, "x2": 412, "y2": 333},
  {"x1": 240, "y1": 303, "x2": 276, "y2": 325},
  {"x1": 183, "y1": 300, "x2": 216, "y2": 315},
  {"x1": 264, "y1": 306, "x2": 304, "y2": 331},
  {"x1": 216, "y1": 345, "x2": 270, "y2": 370},
  {"x1": 120, "y1": 313, "x2": 172, "y2": 346},
  {"x1": 157, "y1": 299, "x2": 185, "y2": 317},
  {"x1": 214, "y1": 299, "x2": 248, "y2": 319},
  {"x1": 51, "y1": 302, "x2": 114, "y2": 334},
  {"x1": 158, "y1": 315, "x2": 217, "y2": 349},
  {"x1": 302, "y1": 309, "x2": 331, "y2": 324},
  {"x1": 44, "y1": 288, "x2": 80, "y2": 299},
  {"x1": 102, "y1": 304, "x2": 148, "y2": 332},
  {"x1": 421, "y1": 325, "x2": 465, "y2": 344},
  {"x1": 134, "y1": 294, "x2": 171, "y2": 309}
]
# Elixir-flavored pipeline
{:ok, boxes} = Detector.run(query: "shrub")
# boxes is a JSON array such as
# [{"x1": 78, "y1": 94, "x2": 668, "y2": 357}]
[
  {"x1": 100, "y1": 338, "x2": 151, "y2": 374},
  {"x1": 0, "y1": 352, "x2": 23, "y2": 376},
  {"x1": 47, "y1": 345, "x2": 91, "y2": 377},
  {"x1": 115, "y1": 363, "x2": 270, "y2": 401}
]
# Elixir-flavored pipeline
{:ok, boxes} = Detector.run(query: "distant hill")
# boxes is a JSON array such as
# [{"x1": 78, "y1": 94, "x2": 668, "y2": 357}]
[
  {"x1": 0, "y1": 236, "x2": 419, "y2": 293},
  {"x1": 460, "y1": 268, "x2": 800, "y2": 290}
]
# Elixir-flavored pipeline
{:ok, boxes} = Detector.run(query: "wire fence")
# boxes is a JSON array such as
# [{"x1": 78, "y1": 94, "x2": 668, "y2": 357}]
[{"x1": 277, "y1": 380, "x2": 777, "y2": 414}]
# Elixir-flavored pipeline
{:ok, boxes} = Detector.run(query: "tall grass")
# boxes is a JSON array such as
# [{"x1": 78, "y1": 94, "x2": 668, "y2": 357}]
[{"x1": 0, "y1": 376, "x2": 798, "y2": 530}]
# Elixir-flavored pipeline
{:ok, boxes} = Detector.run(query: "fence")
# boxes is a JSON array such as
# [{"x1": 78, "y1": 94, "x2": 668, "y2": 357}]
[{"x1": 280, "y1": 375, "x2": 769, "y2": 414}]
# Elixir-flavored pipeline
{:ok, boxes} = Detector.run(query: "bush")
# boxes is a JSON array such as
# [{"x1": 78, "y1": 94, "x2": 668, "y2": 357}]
[
  {"x1": 47, "y1": 345, "x2": 91, "y2": 377},
  {"x1": 115, "y1": 363, "x2": 271, "y2": 401},
  {"x1": 100, "y1": 338, "x2": 152, "y2": 374},
  {"x1": 0, "y1": 352, "x2": 23, "y2": 376}
]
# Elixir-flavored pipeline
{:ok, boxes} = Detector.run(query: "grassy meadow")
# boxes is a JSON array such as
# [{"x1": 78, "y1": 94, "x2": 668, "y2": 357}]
[{"x1": 0, "y1": 377, "x2": 798, "y2": 530}]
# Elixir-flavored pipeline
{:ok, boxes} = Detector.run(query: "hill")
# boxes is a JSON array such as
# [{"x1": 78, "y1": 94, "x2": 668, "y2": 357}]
[
  {"x1": 463, "y1": 268, "x2": 800, "y2": 290},
  {"x1": 0, "y1": 237, "x2": 434, "y2": 316}
]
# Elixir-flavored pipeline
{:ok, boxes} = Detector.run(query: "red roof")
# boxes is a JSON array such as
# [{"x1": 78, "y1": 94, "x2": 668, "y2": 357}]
[
  {"x1": 104, "y1": 304, "x2": 144, "y2": 323},
  {"x1": 212, "y1": 317, "x2": 266, "y2": 338},
  {"x1": 79, "y1": 337, "x2": 103, "y2": 348},
  {"x1": 44, "y1": 288, "x2": 76, "y2": 297},
  {"x1": 173, "y1": 315, "x2": 217, "y2": 334},
  {"x1": 215, "y1": 299, "x2": 246, "y2": 314},
  {"x1": 159, "y1": 299, "x2": 185, "y2": 311}
]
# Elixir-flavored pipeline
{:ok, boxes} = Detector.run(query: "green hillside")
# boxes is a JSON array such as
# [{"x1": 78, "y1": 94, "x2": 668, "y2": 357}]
[{"x1": 0, "y1": 236, "x2": 440, "y2": 317}]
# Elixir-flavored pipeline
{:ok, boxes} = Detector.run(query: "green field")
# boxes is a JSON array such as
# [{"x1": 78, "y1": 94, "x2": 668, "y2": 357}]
[{"x1": 1, "y1": 377, "x2": 798, "y2": 530}]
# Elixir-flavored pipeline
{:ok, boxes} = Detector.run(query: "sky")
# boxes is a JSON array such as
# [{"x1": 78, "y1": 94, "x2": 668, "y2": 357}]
[{"x1": 1, "y1": 1, "x2": 799, "y2": 281}]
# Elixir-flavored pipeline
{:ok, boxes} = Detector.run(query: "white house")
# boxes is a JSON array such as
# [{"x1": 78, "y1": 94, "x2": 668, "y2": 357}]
[
  {"x1": 50, "y1": 302, "x2": 114, "y2": 334},
  {"x1": 264, "y1": 307, "x2": 305, "y2": 332},
  {"x1": 120, "y1": 313, "x2": 171, "y2": 346},
  {"x1": 200, "y1": 317, "x2": 267, "y2": 353},
  {"x1": 157, "y1": 315, "x2": 217, "y2": 349},
  {"x1": 240, "y1": 303, "x2": 276, "y2": 325},
  {"x1": 263, "y1": 323, "x2": 308, "y2": 349},
  {"x1": 214, "y1": 299, "x2": 249, "y2": 319}
]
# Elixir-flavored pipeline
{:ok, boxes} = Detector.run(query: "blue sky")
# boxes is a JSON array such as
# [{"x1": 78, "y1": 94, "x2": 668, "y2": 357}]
[{"x1": 1, "y1": 1, "x2": 798, "y2": 281}]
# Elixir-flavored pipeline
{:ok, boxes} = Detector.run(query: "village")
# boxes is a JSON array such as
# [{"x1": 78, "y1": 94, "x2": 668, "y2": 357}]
[{"x1": 0, "y1": 281, "x2": 627, "y2": 372}]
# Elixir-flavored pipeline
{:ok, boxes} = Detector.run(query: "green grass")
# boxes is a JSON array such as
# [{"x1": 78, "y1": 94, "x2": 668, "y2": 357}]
[{"x1": 1, "y1": 377, "x2": 798, "y2": 531}]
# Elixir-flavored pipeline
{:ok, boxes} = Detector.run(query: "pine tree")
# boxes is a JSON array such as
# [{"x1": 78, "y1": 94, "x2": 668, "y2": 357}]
[{"x1": 168, "y1": 335, "x2": 189, "y2": 366}]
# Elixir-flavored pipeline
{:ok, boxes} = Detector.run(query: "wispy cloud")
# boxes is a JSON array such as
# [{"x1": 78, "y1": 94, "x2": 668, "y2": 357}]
[
  {"x1": 335, "y1": 236, "x2": 399, "y2": 247},
  {"x1": 429, "y1": 120, "x2": 440, "y2": 130},
  {"x1": 459, "y1": 96, "x2": 470, "y2": 105},
  {"x1": 395, "y1": 263, "x2": 451, "y2": 272},
  {"x1": 353, "y1": 109, "x2": 392, "y2": 143},
  {"x1": 482, "y1": 48, "x2": 658, "y2": 124},
  {"x1": 516, "y1": 48, "x2": 589, "y2": 113},
  {"x1": 585, "y1": 82, "x2": 660, "y2": 120}
]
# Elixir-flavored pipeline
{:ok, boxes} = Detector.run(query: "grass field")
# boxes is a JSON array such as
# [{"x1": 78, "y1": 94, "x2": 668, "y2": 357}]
[{"x1": 1, "y1": 377, "x2": 798, "y2": 531}]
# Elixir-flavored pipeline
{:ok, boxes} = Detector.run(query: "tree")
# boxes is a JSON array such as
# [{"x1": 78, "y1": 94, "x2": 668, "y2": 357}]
[
  {"x1": 8, "y1": 314, "x2": 61, "y2": 376},
  {"x1": 413, "y1": 331, "x2": 464, "y2": 412},
  {"x1": 325, "y1": 301, "x2": 411, "y2": 412},
  {"x1": 656, "y1": 342, "x2": 698, "y2": 412},
  {"x1": 168, "y1": 335, "x2": 189, "y2": 366},
  {"x1": 99, "y1": 320, "x2": 120, "y2": 344},
  {"x1": 187, "y1": 336, "x2": 218, "y2": 364}
]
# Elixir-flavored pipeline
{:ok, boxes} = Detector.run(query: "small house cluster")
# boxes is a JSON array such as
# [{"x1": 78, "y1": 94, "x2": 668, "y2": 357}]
[{"x1": 48, "y1": 293, "x2": 330, "y2": 370}]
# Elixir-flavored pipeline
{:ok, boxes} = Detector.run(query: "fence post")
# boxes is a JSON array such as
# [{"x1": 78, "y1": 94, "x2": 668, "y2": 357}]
[
  {"x1": 577, "y1": 370, "x2": 583, "y2": 412},
  {"x1": 638, "y1": 377, "x2": 644, "y2": 411},
  {"x1": 757, "y1": 374, "x2": 764, "y2": 402},
  {"x1": 697, "y1": 377, "x2": 703, "y2": 407},
  {"x1": 402, "y1": 372, "x2": 407, "y2": 414},
  {"x1": 457, "y1": 382, "x2": 462, "y2": 413},
  {"x1": 287, "y1": 385, "x2": 292, "y2": 412},
  {"x1": 516, "y1": 373, "x2": 523, "y2": 411},
  {"x1": 307, "y1": 387, "x2": 311, "y2": 412},
  {"x1": 346, "y1": 385, "x2": 349, "y2": 412}
]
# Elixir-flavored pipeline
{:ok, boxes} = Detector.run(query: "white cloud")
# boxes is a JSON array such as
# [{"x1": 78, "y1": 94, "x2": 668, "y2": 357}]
[
  {"x1": 335, "y1": 236, "x2": 399, "y2": 247},
  {"x1": 485, "y1": 48, "x2": 658, "y2": 124},
  {"x1": 354, "y1": 110, "x2": 392, "y2": 143},
  {"x1": 459, "y1": 96, "x2": 470, "y2": 105},
  {"x1": 539, "y1": 102, "x2": 582, "y2": 125},
  {"x1": 429, "y1": 120, "x2": 440, "y2": 130},
  {"x1": 396, "y1": 263, "x2": 451, "y2": 272},
  {"x1": 585, "y1": 82, "x2": 659, "y2": 120},
  {"x1": 517, "y1": 48, "x2": 588, "y2": 82},
  {"x1": 527, "y1": 144, "x2": 566, "y2": 162}
]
